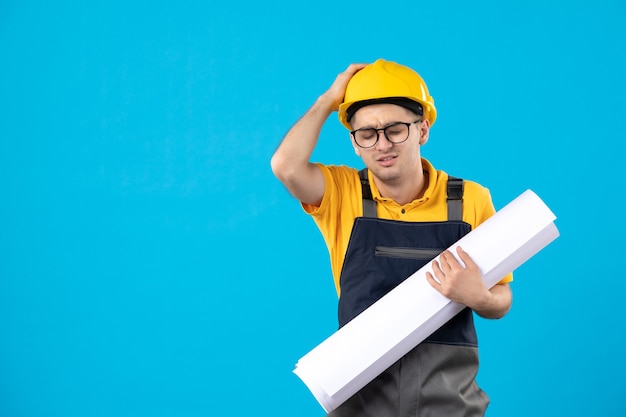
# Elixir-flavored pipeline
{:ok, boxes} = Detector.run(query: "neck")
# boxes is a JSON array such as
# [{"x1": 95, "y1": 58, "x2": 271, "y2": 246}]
[{"x1": 374, "y1": 168, "x2": 428, "y2": 206}]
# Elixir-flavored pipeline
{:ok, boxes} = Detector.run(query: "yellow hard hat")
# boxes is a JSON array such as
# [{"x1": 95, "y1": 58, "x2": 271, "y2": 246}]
[{"x1": 338, "y1": 59, "x2": 437, "y2": 129}]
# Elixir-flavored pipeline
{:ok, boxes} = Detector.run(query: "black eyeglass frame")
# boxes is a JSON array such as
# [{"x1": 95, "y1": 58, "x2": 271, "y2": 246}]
[{"x1": 350, "y1": 119, "x2": 422, "y2": 149}]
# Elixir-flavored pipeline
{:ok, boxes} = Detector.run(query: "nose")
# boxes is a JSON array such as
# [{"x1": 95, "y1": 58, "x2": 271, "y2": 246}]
[{"x1": 374, "y1": 129, "x2": 393, "y2": 151}]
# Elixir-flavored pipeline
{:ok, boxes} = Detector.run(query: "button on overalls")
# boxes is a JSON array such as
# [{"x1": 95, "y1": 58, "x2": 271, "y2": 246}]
[{"x1": 328, "y1": 170, "x2": 490, "y2": 417}]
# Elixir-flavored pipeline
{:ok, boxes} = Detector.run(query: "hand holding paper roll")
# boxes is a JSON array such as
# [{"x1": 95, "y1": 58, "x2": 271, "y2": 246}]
[{"x1": 426, "y1": 246, "x2": 513, "y2": 319}]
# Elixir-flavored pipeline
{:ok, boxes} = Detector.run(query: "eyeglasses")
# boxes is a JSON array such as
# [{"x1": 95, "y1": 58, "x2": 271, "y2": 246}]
[{"x1": 350, "y1": 120, "x2": 422, "y2": 148}]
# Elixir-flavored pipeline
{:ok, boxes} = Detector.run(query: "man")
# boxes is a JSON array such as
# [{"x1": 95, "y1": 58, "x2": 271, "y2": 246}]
[{"x1": 271, "y1": 59, "x2": 513, "y2": 417}]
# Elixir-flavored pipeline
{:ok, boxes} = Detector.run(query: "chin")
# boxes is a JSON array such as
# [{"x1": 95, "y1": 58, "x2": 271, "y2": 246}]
[{"x1": 371, "y1": 167, "x2": 402, "y2": 184}]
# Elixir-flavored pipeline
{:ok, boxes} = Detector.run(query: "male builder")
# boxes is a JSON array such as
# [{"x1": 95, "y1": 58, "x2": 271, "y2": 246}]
[{"x1": 271, "y1": 59, "x2": 513, "y2": 417}]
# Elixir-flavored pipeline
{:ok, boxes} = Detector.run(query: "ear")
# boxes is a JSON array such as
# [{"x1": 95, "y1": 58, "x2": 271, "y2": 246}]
[{"x1": 419, "y1": 119, "x2": 431, "y2": 145}]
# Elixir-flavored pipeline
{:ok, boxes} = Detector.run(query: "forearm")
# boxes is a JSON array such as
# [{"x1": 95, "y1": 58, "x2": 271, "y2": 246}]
[
  {"x1": 271, "y1": 94, "x2": 334, "y2": 181},
  {"x1": 472, "y1": 283, "x2": 512, "y2": 319},
  {"x1": 270, "y1": 63, "x2": 367, "y2": 205},
  {"x1": 270, "y1": 95, "x2": 335, "y2": 205}
]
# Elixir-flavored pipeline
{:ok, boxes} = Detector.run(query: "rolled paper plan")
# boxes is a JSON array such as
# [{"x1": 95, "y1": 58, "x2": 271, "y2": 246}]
[{"x1": 293, "y1": 189, "x2": 560, "y2": 412}]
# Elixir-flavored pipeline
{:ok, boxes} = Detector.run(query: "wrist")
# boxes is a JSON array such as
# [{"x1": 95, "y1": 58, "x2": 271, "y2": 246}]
[
  {"x1": 474, "y1": 291, "x2": 495, "y2": 313},
  {"x1": 316, "y1": 92, "x2": 340, "y2": 114},
  {"x1": 473, "y1": 285, "x2": 512, "y2": 319}
]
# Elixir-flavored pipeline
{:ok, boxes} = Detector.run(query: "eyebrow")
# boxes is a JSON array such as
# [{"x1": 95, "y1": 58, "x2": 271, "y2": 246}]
[{"x1": 353, "y1": 121, "x2": 408, "y2": 131}]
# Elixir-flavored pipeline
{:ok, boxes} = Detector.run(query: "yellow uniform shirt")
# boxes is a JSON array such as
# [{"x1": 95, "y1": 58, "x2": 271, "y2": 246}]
[{"x1": 303, "y1": 158, "x2": 513, "y2": 295}]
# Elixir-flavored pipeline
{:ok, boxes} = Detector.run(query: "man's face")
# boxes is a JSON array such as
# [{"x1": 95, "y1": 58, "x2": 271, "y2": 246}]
[{"x1": 350, "y1": 103, "x2": 429, "y2": 185}]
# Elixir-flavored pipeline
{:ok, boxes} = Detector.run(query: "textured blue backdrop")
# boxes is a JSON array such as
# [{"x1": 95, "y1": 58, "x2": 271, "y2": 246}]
[{"x1": 1, "y1": 1, "x2": 625, "y2": 416}]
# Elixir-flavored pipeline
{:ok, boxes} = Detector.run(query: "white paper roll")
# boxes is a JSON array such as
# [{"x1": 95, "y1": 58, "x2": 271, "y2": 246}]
[{"x1": 293, "y1": 189, "x2": 560, "y2": 412}]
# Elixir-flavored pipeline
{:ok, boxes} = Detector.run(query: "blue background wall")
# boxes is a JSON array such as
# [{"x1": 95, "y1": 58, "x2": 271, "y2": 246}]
[{"x1": 1, "y1": 1, "x2": 624, "y2": 416}]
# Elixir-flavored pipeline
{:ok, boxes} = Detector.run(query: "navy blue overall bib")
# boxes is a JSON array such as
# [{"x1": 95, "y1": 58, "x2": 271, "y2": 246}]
[{"x1": 328, "y1": 170, "x2": 489, "y2": 417}]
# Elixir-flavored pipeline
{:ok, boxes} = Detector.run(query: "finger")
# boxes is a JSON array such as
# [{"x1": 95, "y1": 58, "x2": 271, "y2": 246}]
[
  {"x1": 346, "y1": 63, "x2": 368, "y2": 74},
  {"x1": 425, "y1": 272, "x2": 440, "y2": 287},
  {"x1": 339, "y1": 64, "x2": 366, "y2": 82},
  {"x1": 456, "y1": 246, "x2": 475, "y2": 269},
  {"x1": 439, "y1": 251, "x2": 454, "y2": 271},
  {"x1": 431, "y1": 259, "x2": 444, "y2": 276}
]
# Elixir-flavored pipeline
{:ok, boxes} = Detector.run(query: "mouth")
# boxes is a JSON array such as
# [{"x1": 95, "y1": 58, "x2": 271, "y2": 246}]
[{"x1": 377, "y1": 155, "x2": 397, "y2": 167}]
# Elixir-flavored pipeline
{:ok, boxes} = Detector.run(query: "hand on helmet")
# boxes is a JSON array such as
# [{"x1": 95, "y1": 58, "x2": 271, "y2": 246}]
[{"x1": 320, "y1": 63, "x2": 368, "y2": 112}]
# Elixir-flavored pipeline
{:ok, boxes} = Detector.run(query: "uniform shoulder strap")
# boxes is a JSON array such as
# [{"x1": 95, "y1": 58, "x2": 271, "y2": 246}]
[
  {"x1": 359, "y1": 168, "x2": 377, "y2": 218},
  {"x1": 360, "y1": 169, "x2": 464, "y2": 220},
  {"x1": 447, "y1": 175, "x2": 464, "y2": 221}
]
